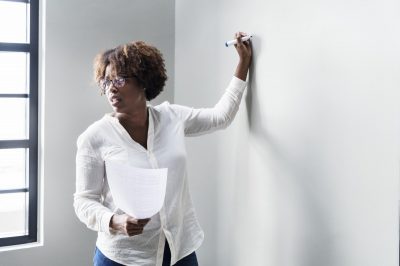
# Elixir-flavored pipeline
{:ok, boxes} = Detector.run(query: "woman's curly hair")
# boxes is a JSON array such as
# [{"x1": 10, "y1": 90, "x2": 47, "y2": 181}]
[{"x1": 93, "y1": 41, "x2": 167, "y2": 101}]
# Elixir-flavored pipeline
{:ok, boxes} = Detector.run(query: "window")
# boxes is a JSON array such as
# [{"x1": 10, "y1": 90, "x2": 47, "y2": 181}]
[{"x1": 0, "y1": 0, "x2": 39, "y2": 247}]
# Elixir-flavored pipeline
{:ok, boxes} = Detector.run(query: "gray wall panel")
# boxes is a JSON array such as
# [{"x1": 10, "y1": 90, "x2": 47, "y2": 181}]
[{"x1": 175, "y1": 1, "x2": 400, "y2": 265}]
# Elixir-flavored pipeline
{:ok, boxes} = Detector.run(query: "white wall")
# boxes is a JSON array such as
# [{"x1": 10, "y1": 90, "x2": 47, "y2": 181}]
[
  {"x1": 176, "y1": 0, "x2": 400, "y2": 266},
  {"x1": 0, "y1": 0, "x2": 174, "y2": 265}
]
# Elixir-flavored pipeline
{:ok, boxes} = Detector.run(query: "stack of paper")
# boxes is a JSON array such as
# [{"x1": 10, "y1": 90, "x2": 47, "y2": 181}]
[{"x1": 105, "y1": 161, "x2": 168, "y2": 219}]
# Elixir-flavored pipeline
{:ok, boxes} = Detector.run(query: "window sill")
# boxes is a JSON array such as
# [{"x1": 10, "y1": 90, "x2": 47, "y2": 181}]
[{"x1": 0, "y1": 240, "x2": 43, "y2": 252}]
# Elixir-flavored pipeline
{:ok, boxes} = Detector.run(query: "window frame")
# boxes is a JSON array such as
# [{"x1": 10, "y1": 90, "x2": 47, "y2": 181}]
[{"x1": 0, "y1": 0, "x2": 39, "y2": 247}]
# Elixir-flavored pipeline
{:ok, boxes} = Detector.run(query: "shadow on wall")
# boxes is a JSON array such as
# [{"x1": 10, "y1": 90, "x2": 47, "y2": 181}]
[{"x1": 237, "y1": 37, "x2": 340, "y2": 266}]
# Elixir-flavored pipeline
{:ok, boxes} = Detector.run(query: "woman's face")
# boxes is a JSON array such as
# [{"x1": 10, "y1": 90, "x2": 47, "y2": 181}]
[{"x1": 103, "y1": 64, "x2": 146, "y2": 113}]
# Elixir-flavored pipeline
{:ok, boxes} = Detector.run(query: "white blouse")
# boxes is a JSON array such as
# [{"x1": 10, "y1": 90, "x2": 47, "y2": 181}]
[{"x1": 74, "y1": 76, "x2": 247, "y2": 266}]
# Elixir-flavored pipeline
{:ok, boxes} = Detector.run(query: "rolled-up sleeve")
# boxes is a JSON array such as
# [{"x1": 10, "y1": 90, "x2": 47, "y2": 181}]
[
  {"x1": 73, "y1": 133, "x2": 114, "y2": 235},
  {"x1": 169, "y1": 76, "x2": 247, "y2": 137}
]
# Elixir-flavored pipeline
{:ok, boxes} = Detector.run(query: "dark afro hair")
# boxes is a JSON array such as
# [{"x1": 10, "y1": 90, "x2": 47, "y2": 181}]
[{"x1": 93, "y1": 41, "x2": 167, "y2": 101}]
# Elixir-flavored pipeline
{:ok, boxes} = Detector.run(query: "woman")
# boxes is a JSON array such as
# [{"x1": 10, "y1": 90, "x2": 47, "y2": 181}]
[{"x1": 74, "y1": 32, "x2": 252, "y2": 266}]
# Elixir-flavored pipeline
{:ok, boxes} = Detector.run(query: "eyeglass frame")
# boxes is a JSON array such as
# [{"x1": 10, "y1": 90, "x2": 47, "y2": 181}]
[{"x1": 99, "y1": 76, "x2": 136, "y2": 95}]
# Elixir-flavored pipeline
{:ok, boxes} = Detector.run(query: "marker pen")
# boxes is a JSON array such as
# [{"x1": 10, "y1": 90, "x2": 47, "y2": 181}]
[{"x1": 225, "y1": 34, "x2": 253, "y2": 47}]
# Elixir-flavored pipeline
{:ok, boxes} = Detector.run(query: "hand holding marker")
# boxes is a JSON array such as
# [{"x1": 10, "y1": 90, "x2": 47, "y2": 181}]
[{"x1": 225, "y1": 34, "x2": 253, "y2": 47}]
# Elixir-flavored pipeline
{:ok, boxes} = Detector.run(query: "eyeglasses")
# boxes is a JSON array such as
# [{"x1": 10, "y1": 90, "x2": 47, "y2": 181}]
[{"x1": 99, "y1": 76, "x2": 133, "y2": 95}]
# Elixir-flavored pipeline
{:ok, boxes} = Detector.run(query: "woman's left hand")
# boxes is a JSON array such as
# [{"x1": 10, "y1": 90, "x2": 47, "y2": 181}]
[
  {"x1": 234, "y1": 31, "x2": 252, "y2": 81},
  {"x1": 234, "y1": 31, "x2": 252, "y2": 64}
]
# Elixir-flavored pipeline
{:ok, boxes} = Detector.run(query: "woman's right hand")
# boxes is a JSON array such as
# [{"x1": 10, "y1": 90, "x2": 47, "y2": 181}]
[{"x1": 110, "y1": 214, "x2": 151, "y2": 237}]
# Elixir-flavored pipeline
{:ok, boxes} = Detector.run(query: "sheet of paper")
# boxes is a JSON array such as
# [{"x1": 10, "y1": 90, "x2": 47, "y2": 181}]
[{"x1": 105, "y1": 160, "x2": 168, "y2": 219}]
